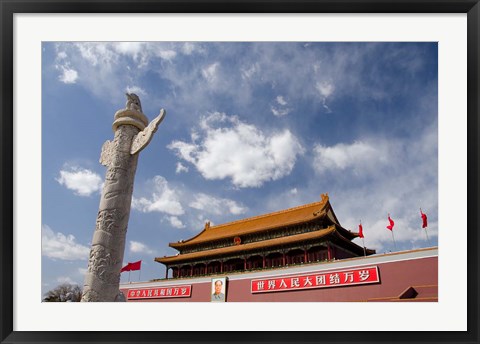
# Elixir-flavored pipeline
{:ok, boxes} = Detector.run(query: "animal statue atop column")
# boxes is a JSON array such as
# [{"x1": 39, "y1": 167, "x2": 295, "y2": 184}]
[{"x1": 81, "y1": 93, "x2": 165, "y2": 302}]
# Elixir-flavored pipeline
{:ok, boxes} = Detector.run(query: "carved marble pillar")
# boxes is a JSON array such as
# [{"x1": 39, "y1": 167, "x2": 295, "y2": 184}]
[{"x1": 81, "y1": 94, "x2": 165, "y2": 302}]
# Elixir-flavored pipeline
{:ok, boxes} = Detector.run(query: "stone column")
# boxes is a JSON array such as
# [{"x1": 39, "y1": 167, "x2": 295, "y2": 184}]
[{"x1": 81, "y1": 93, "x2": 165, "y2": 302}]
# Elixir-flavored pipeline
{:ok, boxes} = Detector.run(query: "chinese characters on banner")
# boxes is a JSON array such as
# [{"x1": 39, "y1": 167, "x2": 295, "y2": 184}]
[
  {"x1": 126, "y1": 285, "x2": 192, "y2": 300},
  {"x1": 251, "y1": 266, "x2": 379, "y2": 293}
]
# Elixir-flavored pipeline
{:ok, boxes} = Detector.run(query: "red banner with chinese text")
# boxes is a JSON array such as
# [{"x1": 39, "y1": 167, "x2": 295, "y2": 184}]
[
  {"x1": 251, "y1": 266, "x2": 379, "y2": 293},
  {"x1": 126, "y1": 285, "x2": 192, "y2": 300}
]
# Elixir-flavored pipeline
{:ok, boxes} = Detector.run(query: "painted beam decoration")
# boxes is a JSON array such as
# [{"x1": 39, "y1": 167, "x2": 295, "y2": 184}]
[
  {"x1": 126, "y1": 285, "x2": 192, "y2": 300},
  {"x1": 251, "y1": 266, "x2": 379, "y2": 293}
]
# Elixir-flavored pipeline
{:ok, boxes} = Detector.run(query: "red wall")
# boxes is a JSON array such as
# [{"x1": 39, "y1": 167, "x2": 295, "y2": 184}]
[{"x1": 121, "y1": 254, "x2": 437, "y2": 302}]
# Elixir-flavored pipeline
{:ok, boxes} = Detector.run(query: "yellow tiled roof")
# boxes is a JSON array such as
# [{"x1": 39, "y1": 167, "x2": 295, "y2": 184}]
[
  {"x1": 170, "y1": 194, "x2": 333, "y2": 249},
  {"x1": 156, "y1": 226, "x2": 337, "y2": 264}
]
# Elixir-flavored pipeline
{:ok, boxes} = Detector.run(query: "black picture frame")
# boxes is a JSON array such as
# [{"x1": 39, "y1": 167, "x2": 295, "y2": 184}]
[{"x1": 1, "y1": 1, "x2": 478, "y2": 343}]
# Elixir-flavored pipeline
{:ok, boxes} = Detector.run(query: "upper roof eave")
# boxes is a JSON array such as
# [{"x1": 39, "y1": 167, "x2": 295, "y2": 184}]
[{"x1": 169, "y1": 194, "x2": 332, "y2": 249}]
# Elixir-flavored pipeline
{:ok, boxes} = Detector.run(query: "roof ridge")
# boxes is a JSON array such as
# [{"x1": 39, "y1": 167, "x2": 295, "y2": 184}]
[{"x1": 207, "y1": 195, "x2": 329, "y2": 232}]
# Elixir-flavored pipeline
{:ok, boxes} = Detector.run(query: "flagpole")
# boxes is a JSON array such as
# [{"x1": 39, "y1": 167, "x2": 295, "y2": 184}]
[
  {"x1": 424, "y1": 228, "x2": 430, "y2": 246},
  {"x1": 420, "y1": 208, "x2": 431, "y2": 246},
  {"x1": 391, "y1": 230, "x2": 397, "y2": 251},
  {"x1": 359, "y1": 220, "x2": 366, "y2": 257},
  {"x1": 387, "y1": 213, "x2": 397, "y2": 251},
  {"x1": 128, "y1": 271, "x2": 131, "y2": 283},
  {"x1": 139, "y1": 269, "x2": 141, "y2": 282}
]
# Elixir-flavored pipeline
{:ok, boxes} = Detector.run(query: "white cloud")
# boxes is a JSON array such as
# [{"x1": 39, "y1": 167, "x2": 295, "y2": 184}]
[
  {"x1": 113, "y1": 42, "x2": 150, "y2": 67},
  {"x1": 58, "y1": 67, "x2": 78, "y2": 84},
  {"x1": 312, "y1": 141, "x2": 388, "y2": 175},
  {"x1": 114, "y1": 42, "x2": 144, "y2": 58},
  {"x1": 74, "y1": 42, "x2": 118, "y2": 67},
  {"x1": 181, "y1": 43, "x2": 196, "y2": 55},
  {"x1": 78, "y1": 267, "x2": 88, "y2": 276},
  {"x1": 166, "y1": 216, "x2": 185, "y2": 229},
  {"x1": 202, "y1": 62, "x2": 219, "y2": 83},
  {"x1": 156, "y1": 50, "x2": 177, "y2": 61},
  {"x1": 175, "y1": 162, "x2": 189, "y2": 174},
  {"x1": 57, "y1": 51, "x2": 67, "y2": 60},
  {"x1": 276, "y1": 96, "x2": 287, "y2": 106},
  {"x1": 55, "y1": 50, "x2": 78, "y2": 84},
  {"x1": 241, "y1": 63, "x2": 259, "y2": 80},
  {"x1": 56, "y1": 276, "x2": 76, "y2": 285},
  {"x1": 189, "y1": 193, "x2": 247, "y2": 216},
  {"x1": 53, "y1": 42, "x2": 153, "y2": 100},
  {"x1": 271, "y1": 106, "x2": 290, "y2": 117},
  {"x1": 316, "y1": 81, "x2": 335, "y2": 98},
  {"x1": 132, "y1": 176, "x2": 184, "y2": 215},
  {"x1": 271, "y1": 95, "x2": 291, "y2": 116},
  {"x1": 132, "y1": 176, "x2": 249, "y2": 230},
  {"x1": 310, "y1": 124, "x2": 438, "y2": 253},
  {"x1": 168, "y1": 113, "x2": 304, "y2": 188},
  {"x1": 262, "y1": 186, "x2": 310, "y2": 215},
  {"x1": 56, "y1": 166, "x2": 103, "y2": 197},
  {"x1": 188, "y1": 214, "x2": 214, "y2": 233},
  {"x1": 129, "y1": 240, "x2": 154, "y2": 254},
  {"x1": 315, "y1": 81, "x2": 335, "y2": 112},
  {"x1": 42, "y1": 225, "x2": 90, "y2": 261},
  {"x1": 190, "y1": 131, "x2": 200, "y2": 142},
  {"x1": 125, "y1": 85, "x2": 147, "y2": 97},
  {"x1": 50, "y1": 43, "x2": 425, "y2": 121}
]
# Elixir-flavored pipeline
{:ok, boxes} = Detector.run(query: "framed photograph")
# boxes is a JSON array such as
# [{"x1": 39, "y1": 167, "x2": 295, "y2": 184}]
[
  {"x1": 211, "y1": 277, "x2": 227, "y2": 302},
  {"x1": 1, "y1": 1, "x2": 479, "y2": 343}
]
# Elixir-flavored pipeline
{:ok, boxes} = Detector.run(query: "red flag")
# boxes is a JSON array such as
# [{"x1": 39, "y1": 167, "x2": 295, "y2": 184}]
[
  {"x1": 129, "y1": 260, "x2": 142, "y2": 271},
  {"x1": 386, "y1": 215, "x2": 395, "y2": 231},
  {"x1": 420, "y1": 210, "x2": 428, "y2": 228},
  {"x1": 121, "y1": 260, "x2": 142, "y2": 272},
  {"x1": 358, "y1": 223, "x2": 364, "y2": 238}
]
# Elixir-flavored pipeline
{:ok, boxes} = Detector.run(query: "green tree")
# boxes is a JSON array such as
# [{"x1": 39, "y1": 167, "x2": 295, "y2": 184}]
[{"x1": 43, "y1": 283, "x2": 82, "y2": 302}]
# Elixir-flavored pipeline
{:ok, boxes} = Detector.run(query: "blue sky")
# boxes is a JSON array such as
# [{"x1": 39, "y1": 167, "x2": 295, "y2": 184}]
[{"x1": 41, "y1": 42, "x2": 438, "y2": 296}]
